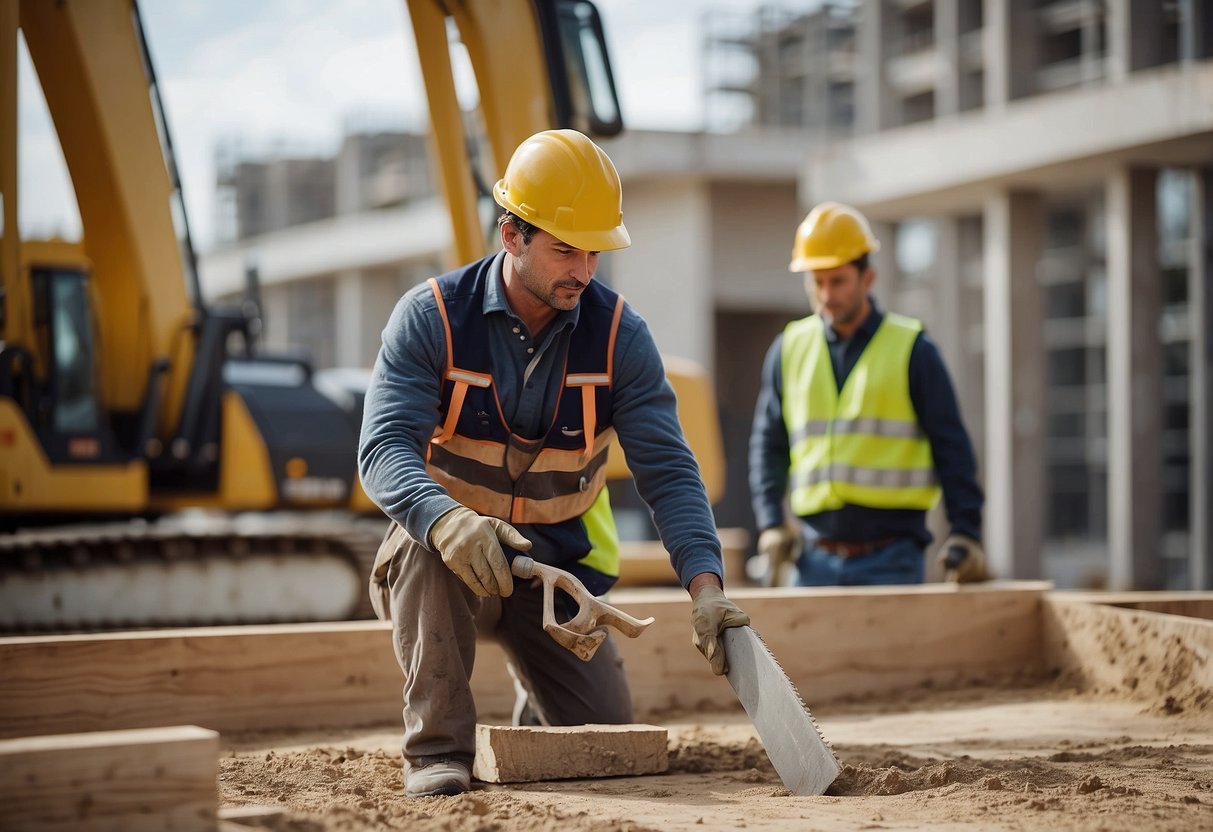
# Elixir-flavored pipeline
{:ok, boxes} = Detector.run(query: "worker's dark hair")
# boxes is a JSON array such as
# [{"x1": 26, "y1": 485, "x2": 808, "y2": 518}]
[
  {"x1": 498, "y1": 211, "x2": 537, "y2": 245},
  {"x1": 851, "y1": 252, "x2": 870, "y2": 273}
]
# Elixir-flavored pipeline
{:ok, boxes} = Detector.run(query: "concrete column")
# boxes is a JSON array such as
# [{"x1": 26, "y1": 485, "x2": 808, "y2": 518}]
[
  {"x1": 1105, "y1": 167, "x2": 1162, "y2": 590},
  {"x1": 334, "y1": 268, "x2": 405, "y2": 368},
  {"x1": 957, "y1": 215, "x2": 986, "y2": 447},
  {"x1": 927, "y1": 215, "x2": 963, "y2": 573},
  {"x1": 260, "y1": 285, "x2": 291, "y2": 352},
  {"x1": 982, "y1": 190, "x2": 1045, "y2": 580},
  {"x1": 983, "y1": 0, "x2": 1037, "y2": 107},
  {"x1": 932, "y1": 216, "x2": 963, "y2": 369},
  {"x1": 334, "y1": 269, "x2": 364, "y2": 369},
  {"x1": 1191, "y1": 168, "x2": 1213, "y2": 590},
  {"x1": 871, "y1": 220, "x2": 899, "y2": 301},
  {"x1": 1107, "y1": 0, "x2": 1165, "y2": 80},
  {"x1": 935, "y1": 0, "x2": 961, "y2": 117},
  {"x1": 857, "y1": 0, "x2": 896, "y2": 132},
  {"x1": 610, "y1": 178, "x2": 713, "y2": 371}
]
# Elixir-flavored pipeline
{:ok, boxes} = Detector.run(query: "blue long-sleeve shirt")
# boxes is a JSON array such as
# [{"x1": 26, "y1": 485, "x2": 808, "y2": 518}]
[
  {"x1": 749, "y1": 299, "x2": 983, "y2": 547},
  {"x1": 359, "y1": 252, "x2": 723, "y2": 588}
]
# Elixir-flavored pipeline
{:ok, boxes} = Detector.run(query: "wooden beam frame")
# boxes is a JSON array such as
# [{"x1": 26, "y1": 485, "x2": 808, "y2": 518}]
[{"x1": 1, "y1": 583, "x2": 1047, "y2": 738}]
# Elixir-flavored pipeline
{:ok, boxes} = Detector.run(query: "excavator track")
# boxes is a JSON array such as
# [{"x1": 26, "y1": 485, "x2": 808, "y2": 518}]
[{"x1": 0, "y1": 514, "x2": 388, "y2": 633}]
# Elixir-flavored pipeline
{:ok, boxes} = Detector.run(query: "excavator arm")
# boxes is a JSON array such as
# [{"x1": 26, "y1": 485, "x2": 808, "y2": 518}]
[{"x1": 409, "y1": 0, "x2": 622, "y2": 265}]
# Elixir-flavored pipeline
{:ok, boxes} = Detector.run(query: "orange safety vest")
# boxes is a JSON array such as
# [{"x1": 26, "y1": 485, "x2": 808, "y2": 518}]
[{"x1": 424, "y1": 265, "x2": 625, "y2": 528}]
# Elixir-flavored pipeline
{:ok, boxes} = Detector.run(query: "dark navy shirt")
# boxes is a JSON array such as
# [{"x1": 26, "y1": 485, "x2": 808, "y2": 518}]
[{"x1": 749, "y1": 299, "x2": 983, "y2": 547}]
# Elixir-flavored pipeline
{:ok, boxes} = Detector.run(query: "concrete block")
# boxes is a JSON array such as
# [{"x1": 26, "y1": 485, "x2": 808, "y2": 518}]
[{"x1": 473, "y1": 723, "x2": 668, "y2": 783}]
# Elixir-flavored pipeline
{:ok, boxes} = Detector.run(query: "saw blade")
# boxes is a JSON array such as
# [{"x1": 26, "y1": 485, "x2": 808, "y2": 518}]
[{"x1": 722, "y1": 625, "x2": 840, "y2": 795}]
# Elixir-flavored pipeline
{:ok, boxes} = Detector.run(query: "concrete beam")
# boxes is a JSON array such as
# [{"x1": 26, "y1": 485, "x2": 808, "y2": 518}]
[
  {"x1": 804, "y1": 62, "x2": 1213, "y2": 216},
  {"x1": 472, "y1": 723, "x2": 667, "y2": 783},
  {"x1": 0, "y1": 725, "x2": 218, "y2": 832},
  {"x1": 199, "y1": 198, "x2": 449, "y2": 297}
]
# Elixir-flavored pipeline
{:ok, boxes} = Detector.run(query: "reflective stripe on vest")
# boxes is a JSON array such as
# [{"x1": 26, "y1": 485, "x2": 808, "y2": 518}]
[
  {"x1": 781, "y1": 312, "x2": 941, "y2": 514},
  {"x1": 424, "y1": 277, "x2": 627, "y2": 527}
]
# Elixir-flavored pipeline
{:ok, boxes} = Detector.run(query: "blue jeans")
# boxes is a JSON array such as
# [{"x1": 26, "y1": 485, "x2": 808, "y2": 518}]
[{"x1": 796, "y1": 536, "x2": 925, "y2": 586}]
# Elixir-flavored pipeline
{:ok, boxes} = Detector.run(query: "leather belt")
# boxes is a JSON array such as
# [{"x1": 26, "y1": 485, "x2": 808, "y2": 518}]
[{"x1": 814, "y1": 537, "x2": 898, "y2": 558}]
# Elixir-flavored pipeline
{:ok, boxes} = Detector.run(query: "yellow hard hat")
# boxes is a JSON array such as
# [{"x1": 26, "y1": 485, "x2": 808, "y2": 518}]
[
  {"x1": 493, "y1": 129, "x2": 630, "y2": 252},
  {"x1": 789, "y1": 201, "x2": 880, "y2": 272}
]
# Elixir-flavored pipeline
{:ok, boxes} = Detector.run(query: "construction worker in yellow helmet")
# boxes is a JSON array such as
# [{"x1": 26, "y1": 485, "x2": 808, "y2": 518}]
[
  {"x1": 749, "y1": 201, "x2": 987, "y2": 588},
  {"x1": 359, "y1": 129, "x2": 749, "y2": 797}
]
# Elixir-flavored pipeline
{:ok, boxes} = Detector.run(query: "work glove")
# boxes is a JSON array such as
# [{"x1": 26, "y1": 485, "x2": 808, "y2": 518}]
[
  {"x1": 756, "y1": 526, "x2": 801, "y2": 586},
  {"x1": 691, "y1": 586, "x2": 751, "y2": 676},
  {"x1": 938, "y1": 534, "x2": 988, "y2": 584},
  {"x1": 429, "y1": 506, "x2": 532, "y2": 598}
]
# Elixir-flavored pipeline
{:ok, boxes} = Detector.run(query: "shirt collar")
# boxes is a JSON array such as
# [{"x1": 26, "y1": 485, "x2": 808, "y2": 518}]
[
  {"x1": 484, "y1": 250, "x2": 582, "y2": 332},
  {"x1": 823, "y1": 296, "x2": 884, "y2": 343}
]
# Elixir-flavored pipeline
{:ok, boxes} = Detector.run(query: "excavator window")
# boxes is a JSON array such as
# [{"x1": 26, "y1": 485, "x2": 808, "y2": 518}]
[
  {"x1": 31, "y1": 268, "x2": 102, "y2": 446},
  {"x1": 538, "y1": 0, "x2": 622, "y2": 137}
]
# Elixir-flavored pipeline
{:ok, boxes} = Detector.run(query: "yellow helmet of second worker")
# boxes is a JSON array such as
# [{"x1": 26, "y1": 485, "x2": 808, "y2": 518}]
[
  {"x1": 493, "y1": 129, "x2": 630, "y2": 252},
  {"x1": 789, "y1": 201, "x2": 880, "y2": 272}
]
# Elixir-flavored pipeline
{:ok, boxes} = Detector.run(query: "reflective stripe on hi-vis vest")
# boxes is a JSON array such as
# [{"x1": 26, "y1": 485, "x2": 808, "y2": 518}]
[
  {"x1": 781, "y1": 312, "x2": 941, "y2": 515},
  {"x1": 425, "y1": 276, "x2": 626, "y2": 528}
]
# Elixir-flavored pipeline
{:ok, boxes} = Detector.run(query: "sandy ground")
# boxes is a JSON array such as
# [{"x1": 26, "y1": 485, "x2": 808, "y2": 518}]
[{"x1": 217, "y1": 684, "x2": 1213, "y2": 831}]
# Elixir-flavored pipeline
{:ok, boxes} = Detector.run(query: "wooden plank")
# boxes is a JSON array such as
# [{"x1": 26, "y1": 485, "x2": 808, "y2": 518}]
[
  {"x1": 1042, "y1": 597, "x2": 1213, "y2": 713},
  {"x1": 0, "y1": 725, "x2": 218, "y2": 832},
  {"x1": 592, "y1": 581, "x2": 1049, "y2": 716},
  {"x1": 1048, "y1": 590, "x2": 1213, "y2": 621},
  {"x1": 616, "y1": 528, "x2": 748, "y2": 588},
  {"x1": 0, "y1": 582, "x2": 1048, "y2": 738},
  {"x1": 0, "y1": 622, "x2": 403, "y2": 739},
  {"x1": 472, "y1": 723, "x2": 667, "y2": 783}
]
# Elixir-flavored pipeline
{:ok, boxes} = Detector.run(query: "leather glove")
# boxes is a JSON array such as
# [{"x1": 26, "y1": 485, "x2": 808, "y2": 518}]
[
  {"x1": 938, "y1": 534, "x2": 988, "y2": 583},
  {"x1": 757, "y1": 526, "x2": 800, "y2": 586},
  {"x1": 691, "y1": 586, "x2": 751, "y2": 676},
  {"x1": 429, "y1": 506, "x2": 532, "y2": 597}
]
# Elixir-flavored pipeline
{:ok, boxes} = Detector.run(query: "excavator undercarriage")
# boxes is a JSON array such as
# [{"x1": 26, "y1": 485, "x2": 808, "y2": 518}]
[{"x1": 0, "y1": 514, "x2": 386, "y2": 632}]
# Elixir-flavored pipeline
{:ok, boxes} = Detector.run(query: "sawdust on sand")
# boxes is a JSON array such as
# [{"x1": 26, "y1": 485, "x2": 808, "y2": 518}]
[{"x1": 218, "y1": 683, "x2": 1213, "y2": 832}]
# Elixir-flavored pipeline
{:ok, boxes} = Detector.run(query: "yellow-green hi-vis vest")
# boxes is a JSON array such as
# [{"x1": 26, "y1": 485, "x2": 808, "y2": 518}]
[{"x1": 781, "y1": 313, "x2": 942, "y2": 516}]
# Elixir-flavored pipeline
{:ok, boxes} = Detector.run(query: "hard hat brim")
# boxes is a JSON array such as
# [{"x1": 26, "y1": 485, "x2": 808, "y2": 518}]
[
  {"x1": 789, "y1": 239, "x2": 880, "y2": 273},
  {"x1": 494, "y1": 182, "x2": 631, "y2": 252},
  {"x1": 551, "y1": 224, "x2": 631, "y2": 252}
]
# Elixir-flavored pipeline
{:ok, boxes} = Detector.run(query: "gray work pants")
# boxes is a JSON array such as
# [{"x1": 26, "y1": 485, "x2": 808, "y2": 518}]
[{"x1": 371, "y1": 522, "x2": 633, "y2": 770}]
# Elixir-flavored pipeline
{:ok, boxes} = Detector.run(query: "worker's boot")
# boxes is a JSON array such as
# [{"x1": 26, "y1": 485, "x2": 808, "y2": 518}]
[{"x1": 405, "y1": 760, "x2": 470, "y2": 797}]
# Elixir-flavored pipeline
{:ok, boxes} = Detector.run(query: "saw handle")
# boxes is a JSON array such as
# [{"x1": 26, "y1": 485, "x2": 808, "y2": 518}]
[{"x1": 511, "y1": 555, "x2": 655, "y2": 661}]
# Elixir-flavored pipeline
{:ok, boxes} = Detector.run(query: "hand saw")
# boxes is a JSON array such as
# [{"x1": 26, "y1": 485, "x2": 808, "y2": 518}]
[{"x1": 722, "y1": 625, "x2": 840, "y2": 795}]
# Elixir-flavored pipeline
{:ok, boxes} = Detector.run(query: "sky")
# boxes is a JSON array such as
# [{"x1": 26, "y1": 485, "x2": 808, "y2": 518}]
[{"x1": 17, "y1": 0, "x2": 811, "y2": 250}]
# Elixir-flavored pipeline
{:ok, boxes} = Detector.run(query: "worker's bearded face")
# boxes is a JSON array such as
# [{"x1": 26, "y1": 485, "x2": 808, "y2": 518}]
[
  {"x1": 808, "y1": 264, "x2": 873, "y2": 330},
  {"x1": 514, "y1": 230, "x2": 600, "y2": 312}
]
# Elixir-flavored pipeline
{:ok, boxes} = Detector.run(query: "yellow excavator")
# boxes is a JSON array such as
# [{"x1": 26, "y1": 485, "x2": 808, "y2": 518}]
[{"x1": 0, "y1": 0, "x2": 726, "y2": 630}]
